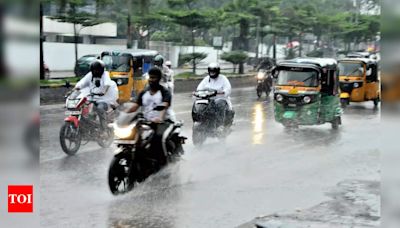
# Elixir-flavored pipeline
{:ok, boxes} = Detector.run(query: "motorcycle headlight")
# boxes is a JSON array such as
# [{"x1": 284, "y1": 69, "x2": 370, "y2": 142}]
[
  {"x1": 303, "y1": 96, "x2": 311, "y2": 104},
  {"x1": 66, "y1": 99, "x2": 79, "y2": 109},
  {"x1": 257, "y1": 72, "x2": 265, "y2": 80},
  {"x1": 276, "y1": 94, "x2": 283, "y2": 102},
  {"x1": 114, "y1": 123, "x2": 136, "y2": 140},
  {"x1": 116, "y1": 79, "x2": 123, "y2": 86},
  {"x1": 353, "y1": 82, "x2": 359, "y2": 88}
]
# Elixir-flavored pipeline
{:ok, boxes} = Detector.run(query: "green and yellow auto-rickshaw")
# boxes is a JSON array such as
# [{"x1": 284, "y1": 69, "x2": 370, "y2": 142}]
[
  {"x1": 338, "y1": 58, "x2": 380, "y2": 107},
  {"x1": 273, "y1": 58, "x2": 342, "y2": 129},
  {"x1": 101, "y1": 49, "x2": 159, "y2": 103}
]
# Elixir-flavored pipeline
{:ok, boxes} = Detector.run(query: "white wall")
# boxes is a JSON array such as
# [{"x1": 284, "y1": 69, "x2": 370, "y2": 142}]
[
  {"x1": 43, "y1": 16, "x2": 117, "y2": 37},
  {"x1": 44, "y1": 42, "x2": 126, "y2": 71}
]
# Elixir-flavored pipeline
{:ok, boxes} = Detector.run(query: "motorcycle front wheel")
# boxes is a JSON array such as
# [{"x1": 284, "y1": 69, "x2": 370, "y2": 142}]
[
  {"x1": 108, "y1": 155, "x2": 135, "y2": 195},
  {"x1": 97, "y1": 127, "x2": 114, "y2": 148},
  {"x1": 59, "y1": 122, "x2": 81, "y2": 155},
  {"x1": 192, "y1": 127, "x2": 206, "y2": 146}
]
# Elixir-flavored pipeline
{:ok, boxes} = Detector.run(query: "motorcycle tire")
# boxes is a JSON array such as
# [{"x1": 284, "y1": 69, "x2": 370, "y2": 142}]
[
  {"x1": 192, "y1": 129, "x2": 206, "y2": 146},
  {"x1": 59, "y1": 122, "x2": 81, "y2": 155},
  {"x1": 108, "y1": 155, "x2": 135, "y2": 195},
  {"x1": 257, "y1": 89, "x2": 262, "y2": 98},
  {"x1": 97, "y1": 127, "x2": 114, "y2": 148}
]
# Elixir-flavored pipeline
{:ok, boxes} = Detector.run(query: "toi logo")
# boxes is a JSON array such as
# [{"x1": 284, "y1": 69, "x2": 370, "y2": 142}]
[{"x1": 8, "y1": 185, "x2": 33, "y2": 213}]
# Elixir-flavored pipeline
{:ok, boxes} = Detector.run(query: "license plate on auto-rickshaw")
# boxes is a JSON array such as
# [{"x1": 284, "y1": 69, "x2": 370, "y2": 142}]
[{"x1": 288, "y1": 88, "x2": 299, "y2": 94}]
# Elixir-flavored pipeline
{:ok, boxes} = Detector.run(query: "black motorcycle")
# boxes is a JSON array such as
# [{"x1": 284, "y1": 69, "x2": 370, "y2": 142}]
[
  {"x1": 256, "y1": 70, "x2": 272, "y2": 98},
  {"x1": 108, "y1": 106, "x2": 186, "y2": 195},
  {"x1": 192, "y1": 89, "x2": 234, "y2": 146}
]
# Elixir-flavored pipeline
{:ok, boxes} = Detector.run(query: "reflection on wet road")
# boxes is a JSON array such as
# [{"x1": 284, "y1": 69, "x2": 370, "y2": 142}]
[{"x1": 40, "y1": 87, "x2": 380, "y2": 228}]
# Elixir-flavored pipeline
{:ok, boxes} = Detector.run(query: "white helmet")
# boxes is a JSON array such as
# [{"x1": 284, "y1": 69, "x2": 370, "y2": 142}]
[{"x1": 165, "y1": 60, "x2": 172, "y2": 68}]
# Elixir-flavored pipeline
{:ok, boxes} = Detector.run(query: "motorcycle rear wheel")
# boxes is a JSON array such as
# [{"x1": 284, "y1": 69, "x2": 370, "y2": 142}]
[
  {"x1": 59, "y1": 122, "x2": 81, "y2": 155},
  {"x1": 108, "y1": 155, "x2": 135, "y2": 195}
]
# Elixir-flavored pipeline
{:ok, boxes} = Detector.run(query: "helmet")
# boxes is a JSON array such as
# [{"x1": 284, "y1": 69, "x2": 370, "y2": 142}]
[
  {"x1": 165, "y1": 60, "x2": 172, "y2": 68},
  {"x1": 154, "y1": 54, "x2": 164, "y2": 67},
  {"x1": 208, "y1": 62, "x2": 220, "y2": 78},
  {"x1": 90, "y1": 60, "x2": 105, "y2": 78}
]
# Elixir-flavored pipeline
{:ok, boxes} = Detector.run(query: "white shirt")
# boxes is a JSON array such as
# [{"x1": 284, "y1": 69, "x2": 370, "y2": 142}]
[
  {"x1": 75, "y1": 71, "x2": 118, "y2": 105},
  {"x1": 196, "y1": 74, "x2": 232, "y2": 98},
  {"x1": 196, "y1": 74, "x2": 232, "y2": 109},
  {"x1": 140, "y1": 90, "x2": 173, "y2": 121}
]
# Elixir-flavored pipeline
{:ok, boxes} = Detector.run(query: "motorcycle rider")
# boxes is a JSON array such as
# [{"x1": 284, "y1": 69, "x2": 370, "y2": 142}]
[
  {"x1": 165, "y1": 60, "x2": 175, "y2": 94},
  {"x1": 74, "y1": 60, "x2": 118, "y2": 129},
  {"x1": 196, "y1": 62, "x2": 234, "y2": 129},
  {"x1": 153, "y1": 54, "x2": 173, "y2": 92},
  {"x1": 127, "y1": 67, "x2": 174, "y2": 165}
]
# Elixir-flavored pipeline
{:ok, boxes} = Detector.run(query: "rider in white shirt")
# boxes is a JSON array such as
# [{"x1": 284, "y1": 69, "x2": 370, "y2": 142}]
[
  {"x1": 196, "y1": 62, "x2": 234, "y2": 127},
  {"x1": 165, "y1": 60, "x2": 175, "y2": 94},
  {"x1": 74, "y1": 60, "x2": 118, "y2": 128}
]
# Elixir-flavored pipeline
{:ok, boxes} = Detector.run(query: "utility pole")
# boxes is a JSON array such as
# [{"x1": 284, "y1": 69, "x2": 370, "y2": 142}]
[
  {"x1": 273, "y1": 33, "x2": 276, "y2": 60},
  {"x1": 255, "y1": 17, "x2": 261, "y2": 60},
  {"x1": 40, "y1": 2, "x2": 44, "y2": 80}
]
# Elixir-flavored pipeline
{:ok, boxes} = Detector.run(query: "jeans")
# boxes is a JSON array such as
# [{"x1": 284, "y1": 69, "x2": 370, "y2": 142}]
[
  {"x1": 212, "y1": 99, "x2": 234, "y2": 127},
  {"x1": 95, "y1": 102, "x2": 109, "y2": 129}
]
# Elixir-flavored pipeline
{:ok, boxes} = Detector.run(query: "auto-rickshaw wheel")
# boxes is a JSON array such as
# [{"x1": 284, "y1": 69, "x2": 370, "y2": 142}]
[
  {"x1": 373, "y1": 98, "x2": 380, "y2": 107},
  {"x1": 331, "y1": 116, "x2": 341, "y2": 130},
  {"x1": 340, "y1": 98, "x2": 348, "y2": 108}
]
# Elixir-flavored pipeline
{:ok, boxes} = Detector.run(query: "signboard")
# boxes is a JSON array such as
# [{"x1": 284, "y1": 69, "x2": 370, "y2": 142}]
[{"x1": 213, "y1": 36, "x2": 223, "y2": 49}]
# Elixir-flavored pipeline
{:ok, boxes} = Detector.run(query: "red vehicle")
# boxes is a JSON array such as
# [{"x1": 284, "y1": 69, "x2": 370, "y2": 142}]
[{"x1": 59, "y1": 89, "x2": 115, "y2": 155}]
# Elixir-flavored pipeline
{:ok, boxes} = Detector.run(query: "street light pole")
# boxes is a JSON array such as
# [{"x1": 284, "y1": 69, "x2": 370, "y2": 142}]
[{"x1": 255, "y1": 17, "x2": 260, "y2": 60}]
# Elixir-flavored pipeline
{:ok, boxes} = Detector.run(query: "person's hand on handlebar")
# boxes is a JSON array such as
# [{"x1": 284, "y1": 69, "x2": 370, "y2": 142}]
[{"x1": 151, "y1": 117, "x2": 162, "y2": 123}]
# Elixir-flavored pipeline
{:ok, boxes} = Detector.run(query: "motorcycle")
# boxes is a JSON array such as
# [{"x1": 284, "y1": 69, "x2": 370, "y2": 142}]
[
  {"x1": 59, "y1": 89, "x2": 115, "y2": 155},
  {"x1": 256, "y1": 70, "x2": 272, "y2": 98},
  {"x1": 191, "y1": 89, "x2": 233, "y2": 146},
  {"x1": 108, "y1": 105, "x2": 186, "y2": 195}
]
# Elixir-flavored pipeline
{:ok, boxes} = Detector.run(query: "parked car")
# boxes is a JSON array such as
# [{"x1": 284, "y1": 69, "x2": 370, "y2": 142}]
[{"x1": 74, "y1": 54, "x2": 100, "y2": 77}]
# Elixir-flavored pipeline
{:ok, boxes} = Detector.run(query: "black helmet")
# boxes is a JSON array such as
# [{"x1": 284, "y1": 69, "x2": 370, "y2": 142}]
[
  {"x1": 90, "y1": 60, "x2": 105, "y2": 78},
  {"x1": 208, "y1": 62, "x2": 220, "y2": 79},
  {"x1": 154, "y1": 54, "x2": 164, "y2": 67}
]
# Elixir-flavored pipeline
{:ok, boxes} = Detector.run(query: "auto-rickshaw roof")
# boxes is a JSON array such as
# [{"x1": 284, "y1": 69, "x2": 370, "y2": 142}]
[
  {"x1": 346, "y1": 52, "x2": 371, "y2": 58},
  {"x1": 277, "y1": 57, "x2": 337, "y2": 70},
  {"x1": 338, "y1": 57, "x2": 378, "y2": 65},
  {"x1": 101, "y1": 49, "x2": 159, "y2": 57}
]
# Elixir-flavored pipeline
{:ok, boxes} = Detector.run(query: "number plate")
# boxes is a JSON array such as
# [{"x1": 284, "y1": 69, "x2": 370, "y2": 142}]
[
  {"x1": 65, "y1": 110, "x2": 81, "y2": 115},
  {"x1": 288, "y1": 88, "x2": 299, "y2": 94},
  {"x1": 288, "y1": 103, "x2": 297, "y2": 107},
  {"x1": 196, "y1": 100, "x2": 209, "y2": 104}
]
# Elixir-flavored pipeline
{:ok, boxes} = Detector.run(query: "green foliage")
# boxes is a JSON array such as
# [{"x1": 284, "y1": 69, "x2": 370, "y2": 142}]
[
  {"x1": 220, "y1": 51, "x2": 248, "y2": 64},
  {"x1": 178, "y1": 52, "x2": 208, "y2": 66}
]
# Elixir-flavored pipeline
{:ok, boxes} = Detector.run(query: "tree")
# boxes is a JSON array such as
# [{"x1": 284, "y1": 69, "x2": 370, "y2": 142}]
[
  {"x1": 162, "y1": 0, "x2": 214, "y2": 73},
  {"x1": 178, "y1": 52, "x2": 208, "y2": 68},
  {"x1": 50, "y1": 0, "x2": 109, "y2": 65},
  {"x1": 220, "y1": 51, "x2": 248, "y2": 74}
]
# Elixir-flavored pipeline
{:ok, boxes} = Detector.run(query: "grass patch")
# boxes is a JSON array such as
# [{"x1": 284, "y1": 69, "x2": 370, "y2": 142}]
[
  {"x1": 175, "y1": 72, "x2": 203, "y2": 79},
  {"x1": 40, "y1": 76, "x2": 80, "y2": 86}
]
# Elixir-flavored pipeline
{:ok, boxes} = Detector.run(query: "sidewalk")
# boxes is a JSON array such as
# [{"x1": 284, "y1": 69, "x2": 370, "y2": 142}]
[{"x1": 49, "y1": 71, "x2": 75, "y2": 79}]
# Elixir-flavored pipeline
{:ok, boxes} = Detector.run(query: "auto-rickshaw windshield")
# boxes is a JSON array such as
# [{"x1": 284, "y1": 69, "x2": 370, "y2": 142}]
[
  {"x1": 102, "y1": 55, "x2": 131, "y2": 72},
  {"x1": 277, "y1": 70, "x2": 319, "y2": 87},
  {"x1": 338, "y1": 62, "x2": 364, "y2": 76}
]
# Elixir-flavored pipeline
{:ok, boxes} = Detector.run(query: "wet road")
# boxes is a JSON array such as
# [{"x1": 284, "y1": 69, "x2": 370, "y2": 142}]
[{"x1": 40, "y1": 87, "x2": 380, "y2": 228}]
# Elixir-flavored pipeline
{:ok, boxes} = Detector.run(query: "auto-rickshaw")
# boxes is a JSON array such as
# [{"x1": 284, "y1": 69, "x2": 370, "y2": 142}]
[
  {"x1": 273, "y1": 58, "x2": 342, "y2": 129},
  {"x1": 101, "y1": 49, "x2": 159, "y2": 103},
  {"x1": 338, "y1": 58, "x2": 380, "y2": 107}
]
